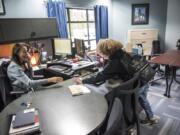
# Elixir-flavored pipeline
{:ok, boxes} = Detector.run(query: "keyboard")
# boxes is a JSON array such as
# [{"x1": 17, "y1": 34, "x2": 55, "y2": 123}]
[
  {"x1": 47, "y1": 61, "x2": 72, "y2": 68},
  {"x1": 76, "y1": 61, "x2": 92, "y2": 65},
  {"x1": 48, "y1": 65, "x2": 68, "y2": 71}
]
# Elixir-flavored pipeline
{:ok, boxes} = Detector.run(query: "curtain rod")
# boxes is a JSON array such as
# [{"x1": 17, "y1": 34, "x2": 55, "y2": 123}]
[
  {"x1": 43, "y1": 1, "x2": 94, "y2": 10},
  {"x1": 66, "y1": 6, "x2": 94, "y2": 10}
]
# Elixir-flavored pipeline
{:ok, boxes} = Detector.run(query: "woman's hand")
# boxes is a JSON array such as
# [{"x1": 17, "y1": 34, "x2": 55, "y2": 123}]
[
  {"x1": 73, "y1": 77, "x2": 82, "y2": 84},
  {"x1": 48, "y1": 77, "x2": 63, "y2": 83}
]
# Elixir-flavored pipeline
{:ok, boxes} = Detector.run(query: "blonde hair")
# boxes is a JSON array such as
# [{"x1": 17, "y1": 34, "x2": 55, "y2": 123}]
[{"x1": 97, "y1": 39, "x2": 123, "y2": 56}]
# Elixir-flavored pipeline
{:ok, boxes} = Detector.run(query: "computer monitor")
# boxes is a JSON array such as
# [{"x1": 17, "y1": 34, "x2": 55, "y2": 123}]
[
  {"x1": 74, "y1": 39, "x2": 85, "y2": 57},
  {"x1": 53, "y1": 38, "x2": 72, "y2": 57}
]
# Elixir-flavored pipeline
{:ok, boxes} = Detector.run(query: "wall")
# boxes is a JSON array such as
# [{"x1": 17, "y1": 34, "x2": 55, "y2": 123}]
[
  {"x1": 0, "y1": 0, "x2": 112, "y2": 56},
  {"x1": 165, "y1": 0, "x2": 180, "y2": 50},
  {"x1": 0, "y1": 0, "x2": 111, "y2": 18},
  {"x1": 111, "y1": 0, "x2": 168, "y2": 51},
  {"x1": 0, "y1": 0, "x2": 170, "y2": 52},
  {"x1": 0, "y1": 0, "x2": 47, "y2": 18}
]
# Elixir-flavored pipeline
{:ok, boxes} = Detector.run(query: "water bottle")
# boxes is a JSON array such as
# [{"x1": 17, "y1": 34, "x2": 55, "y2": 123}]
[
  {"x1": 132, "y1": 44, "x2": 139, "y2": 54},
  {"x1": 138, "y1": 44, "x2": 143, "y2": 55}
]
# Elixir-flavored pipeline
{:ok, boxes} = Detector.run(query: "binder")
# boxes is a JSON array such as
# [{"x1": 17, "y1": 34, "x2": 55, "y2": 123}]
[{"x1": 9, "y1": 108, "x2": 40, "y2": 135}]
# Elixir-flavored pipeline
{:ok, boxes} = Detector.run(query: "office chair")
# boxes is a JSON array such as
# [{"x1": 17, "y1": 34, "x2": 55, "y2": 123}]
[
  {"x1": 89, "y1": 72, "x2": 141, "y2": 135},
  {"x1": 104, "y1": 98, "x2": 123, "y2": 135},
  {"x1": 0, "y1": 61, "x2": 25, "y2": 111},
  {"x1": 0, "y1": 92, "x2": 4, "y2": 112},
  {"x1": 151, "y1": 40, "x2": 161, "y2": 56},
  {"x1": 175, "y1": 39, "x2": 180, "y2": 78},
  {"x1": 149, "y1": 40, "x2": 165, "y2": 85},
  {"x1": 176, "y1": 39, "x2": 180, "y2": 50},
  {"x1": 106, "y1": 72, "x2": 141, "y2": 134},
  {"x1": 105, "y1": 72, "x2": 141, "y2": 135},
  {"x1": 88, "y1": 97, "x2": 124, "y2": 135}
]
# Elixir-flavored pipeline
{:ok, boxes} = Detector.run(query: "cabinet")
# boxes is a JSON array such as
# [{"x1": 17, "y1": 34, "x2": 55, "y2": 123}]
[
  {"x1": 0, "y1": 18, "x2": 58, "y2": 44},
  {"x1": 126, "y1": 29, "x2": 158, "y2": 55}
]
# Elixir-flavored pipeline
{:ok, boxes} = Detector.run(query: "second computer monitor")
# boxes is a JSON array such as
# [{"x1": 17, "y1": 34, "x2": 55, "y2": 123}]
[
  {"x1": 54, "y1": 38, "x2": 72, "y2": 56},
  {"x1": 74, "y1": 38, "x2": 85, "y2": 57}
]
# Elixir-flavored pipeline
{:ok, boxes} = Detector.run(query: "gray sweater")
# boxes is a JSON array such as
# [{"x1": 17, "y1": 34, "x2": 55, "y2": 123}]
[{"x1": 7, "y1": 61, "x2": 48, "y2": 92}]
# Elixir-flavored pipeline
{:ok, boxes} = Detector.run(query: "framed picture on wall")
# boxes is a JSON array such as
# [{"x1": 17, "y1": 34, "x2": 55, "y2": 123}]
[
  {"x1": 132, "y1": 3, "x2": 149, "y2": 25},
  {"x1": 0, "y1": 0, "x2": 5, "y2": 15}
]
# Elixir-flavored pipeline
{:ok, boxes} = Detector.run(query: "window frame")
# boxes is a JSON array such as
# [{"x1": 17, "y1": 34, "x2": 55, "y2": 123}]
[{"x1": 66, "y1": 7, "x2": 96, "y2": 49}]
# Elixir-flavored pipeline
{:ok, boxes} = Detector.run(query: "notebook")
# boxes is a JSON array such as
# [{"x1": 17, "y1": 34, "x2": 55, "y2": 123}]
[
  {"x1": 69, "y1": 85, "x2": 91, "y2": 96},
  {"x1": 13, "y1": 109, "x2": 35, "y2": 128},
  {"x1": 9, "y1": 108, "x2": 40, "y2": 135}
]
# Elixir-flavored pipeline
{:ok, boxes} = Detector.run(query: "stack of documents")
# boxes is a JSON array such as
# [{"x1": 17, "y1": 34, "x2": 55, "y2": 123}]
[
  {"x1": 69, "y1": 85, "x2": 91, "y2": 96},
  {"x1": 9, "y1": 108, "x2": 40, "y2": 135}
]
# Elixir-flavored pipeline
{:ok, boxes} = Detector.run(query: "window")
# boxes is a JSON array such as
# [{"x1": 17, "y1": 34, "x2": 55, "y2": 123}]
[{"x1": 67, "y1": 8, "x2": 96, "y2": 50}]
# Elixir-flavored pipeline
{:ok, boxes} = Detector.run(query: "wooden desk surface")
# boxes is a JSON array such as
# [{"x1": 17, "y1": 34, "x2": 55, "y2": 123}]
[
  {"x1": 149, "y1": 50, "x2": 180, "y2": 67},
  {"x1": 0, "y1": 79, "x2": 108, "y2": 135}
]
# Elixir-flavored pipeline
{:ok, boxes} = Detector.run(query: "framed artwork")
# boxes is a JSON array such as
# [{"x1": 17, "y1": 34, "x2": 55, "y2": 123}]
[
  {"x1": 132, "y1": 3, "x2": 149, "y2": 25},
  {"x1": 0, "y1": 0, "x2": 5, "y2": 15}
]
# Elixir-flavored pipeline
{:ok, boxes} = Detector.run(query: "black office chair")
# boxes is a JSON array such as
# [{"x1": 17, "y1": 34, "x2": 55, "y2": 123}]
[
  {"x1": 104, "y1": 97, "x2": 123, "y2": 135},
  {"x1": 0, "y1": 92, "x2": 4, "y2": 112},
  {"x1": 88, "y1": 97, "x2": 124, "y2": 135},
  {"x1": 89, "y1": 72, "x2": 141, "y2": 135},
  {"x1": 105, "y1": 72, "x2": 141, "y2": 135},
  {"x1": 176, "y1": 39, "x2": 180, "y2": 50},
  {"x1": 0, "y1": 61, "x2": 24, "y2": 111},
  {"x1": 175, "y1": 39, "x2": 180, "y2": 78},
  {"x1": 149, "y1": 40, "x2": 165, "y2": 84}
]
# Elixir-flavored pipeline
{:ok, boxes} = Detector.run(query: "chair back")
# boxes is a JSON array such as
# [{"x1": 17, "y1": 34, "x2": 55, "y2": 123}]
[
  {"x1": 88, "y1": 73, "x2": 141, "y2": 135},
  {"x1": 0, "y1": 61, "x2": 14, "y2": 109},
  {"x1": 104, "y1": 98, "x2": 123, "y2": 135},
  {"x1": 177, "y1": 39, "x2": 180, "y2": 50},
  {"x1": 105, "y1": 72, "x2": 140, "y2": 128},
  {"x1": 152, "y1": 40, "x2": 161, "y2": 55}
]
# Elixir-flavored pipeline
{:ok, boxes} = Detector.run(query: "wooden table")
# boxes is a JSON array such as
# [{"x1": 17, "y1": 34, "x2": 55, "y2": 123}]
[
  {"x1": 149, "y1": 50, "x2": 180, "y2": 97},
  {"x1": 0, "y1": 79, "x2": 108, "y2": 135}
]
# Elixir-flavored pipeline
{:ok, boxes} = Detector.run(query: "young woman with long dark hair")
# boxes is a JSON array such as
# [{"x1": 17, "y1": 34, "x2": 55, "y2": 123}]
[{"x1": 7, "y1": 43, "x2": 63, "y2": 92}]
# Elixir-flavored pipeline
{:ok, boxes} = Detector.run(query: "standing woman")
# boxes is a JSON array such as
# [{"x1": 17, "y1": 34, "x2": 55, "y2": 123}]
[
  {"x1": 74, "y1": 39, "x2": 131, "y2": 94},
  {"x1": 7, "y1": 43, "x2": 63, "y2": 92},
  {"x1": 74, "y1": 39, "x2": 158, "y2": 125}
]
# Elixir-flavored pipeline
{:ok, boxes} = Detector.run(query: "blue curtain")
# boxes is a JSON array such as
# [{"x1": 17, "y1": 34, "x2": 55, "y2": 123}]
[
  {"x1": 94, "y1": 5, "x2": 108, "y2": 43},
  {"x1": 47, "y1": 0, "x2": 68, "y2": 38}
]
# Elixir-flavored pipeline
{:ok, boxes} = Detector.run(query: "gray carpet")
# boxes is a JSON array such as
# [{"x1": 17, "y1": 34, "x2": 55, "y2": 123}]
[{"x1": 140, "y1": 70, "x2": 180, "y2": 135}]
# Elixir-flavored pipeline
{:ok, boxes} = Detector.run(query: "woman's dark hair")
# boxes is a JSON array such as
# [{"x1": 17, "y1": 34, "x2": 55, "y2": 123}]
[
  {"x1": 11, "y1": 43, "x2": 33, "y2": 78},
  {"x1": 11, "y1": 43, "x2": 29, "y2": 66}
]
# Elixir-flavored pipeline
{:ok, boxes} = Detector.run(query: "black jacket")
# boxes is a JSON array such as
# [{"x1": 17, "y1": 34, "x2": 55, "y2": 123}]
[{"x1": 82, "y1": 49, "x2": 132, "y2": 85}]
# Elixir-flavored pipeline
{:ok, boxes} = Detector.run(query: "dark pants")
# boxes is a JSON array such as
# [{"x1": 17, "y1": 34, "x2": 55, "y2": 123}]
[{"x1": 138, "y1": 84, "x2": 154, "y2": 119}]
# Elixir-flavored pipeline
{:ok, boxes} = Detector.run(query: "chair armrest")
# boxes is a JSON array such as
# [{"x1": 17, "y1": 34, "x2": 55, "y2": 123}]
[
  {"x1": 10, "y1": 91, "x2": 25, "y2": 95},
  {"x1": 115, "y1": 81, "x2": 140, "y2": 94},
  {"x1": 33, "y1": 75, "x2": 45, "y2": 80}
]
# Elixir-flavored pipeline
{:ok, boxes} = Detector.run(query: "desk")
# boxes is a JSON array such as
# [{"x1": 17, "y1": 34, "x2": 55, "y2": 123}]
[
  {"x1": 149, "y1": 50, "x2": 180, "y2": 97},
  {"x1": 46, "y1": 61, "x2": 96, "y2": 80},
  {"x1": 32, "y1": 61, "x2": 96, "y2": 80},
  {"x1": 0, "y1": 79, "x2": 108, "y2": 135}
]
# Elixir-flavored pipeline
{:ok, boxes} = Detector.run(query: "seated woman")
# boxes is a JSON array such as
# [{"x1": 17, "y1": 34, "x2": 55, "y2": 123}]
[{"x1": 7, "y1": 43, "x2": 63, "y2": 92}]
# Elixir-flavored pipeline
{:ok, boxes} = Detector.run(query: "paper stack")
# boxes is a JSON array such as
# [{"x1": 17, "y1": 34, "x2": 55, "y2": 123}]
[{"x1": 69, "y1": 85, "x2": 91, "y2": 96}]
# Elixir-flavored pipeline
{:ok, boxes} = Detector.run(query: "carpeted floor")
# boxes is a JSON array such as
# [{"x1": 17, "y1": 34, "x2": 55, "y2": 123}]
[{"x1": 140, "y1": 70, "x2": 180, "y2": 135}]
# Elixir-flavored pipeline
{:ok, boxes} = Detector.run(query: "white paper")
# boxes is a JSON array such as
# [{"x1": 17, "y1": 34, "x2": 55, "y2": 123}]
[
  {"x1": 69, "y1": 85, "x2": 91, "y2": 96},
  {"x1": 24, "y1": 108, "x2": 35, "y2": 113}
]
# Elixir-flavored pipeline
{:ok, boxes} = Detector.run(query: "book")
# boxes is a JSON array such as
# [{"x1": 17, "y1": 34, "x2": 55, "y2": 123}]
[
  {"x1": 13, "y1": 110, "x2": 35, "y2": 128},
  {"x1": 9, "y1": 108, "x2": 40, "y2": 135},
  {"x1": 69, "y1": 85, "x2": 91, "y2": 96}
]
